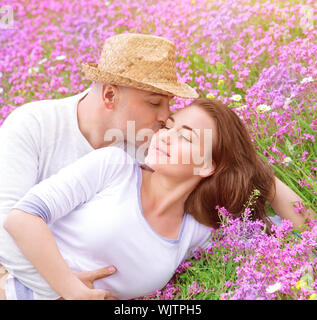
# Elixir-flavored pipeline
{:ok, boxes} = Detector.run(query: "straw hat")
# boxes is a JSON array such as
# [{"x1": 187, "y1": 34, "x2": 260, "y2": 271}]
[{"x1": 82, "y1": 33, "x2": 199, "y2": 99}]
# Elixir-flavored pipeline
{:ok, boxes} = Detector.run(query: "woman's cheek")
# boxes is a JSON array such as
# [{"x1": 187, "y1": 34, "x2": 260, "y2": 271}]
[
  {"x1": 174, "y1": 143, "x2": 192, "y2": 166},
  {"x1": 191, "y1": 144, "x2": 205, "y2": 167}
]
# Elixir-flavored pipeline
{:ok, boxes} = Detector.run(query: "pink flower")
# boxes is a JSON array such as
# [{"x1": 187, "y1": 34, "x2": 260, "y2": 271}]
[
  {"x1": 292, "y1": 200, "x2": 307, "y2": 214},
  {"x1": 300, "y1": 151, "x2": 309, "y2": 162}
]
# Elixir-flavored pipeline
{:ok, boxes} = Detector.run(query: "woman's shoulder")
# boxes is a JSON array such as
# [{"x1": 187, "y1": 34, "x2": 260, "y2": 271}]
[
  {"x1": 181, "y1": 214, "x2": 212, "y2": 261},
  {"x1": 185, "y1": 213, "x2": 212, "y2": 243}
]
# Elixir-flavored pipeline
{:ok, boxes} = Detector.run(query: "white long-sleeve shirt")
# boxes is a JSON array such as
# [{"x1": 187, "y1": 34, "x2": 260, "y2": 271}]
[
  {"x1": 11, "y1": 146, "x2": 212, "y2": 300},
  {"x1": 0, "y1": 89, "x2": 93, "y2": 298}
]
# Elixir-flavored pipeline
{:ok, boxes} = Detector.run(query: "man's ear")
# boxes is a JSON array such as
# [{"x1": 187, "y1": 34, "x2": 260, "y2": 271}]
[{"x1": 102, "y1": 84, "x2": 118, "y2": 109}]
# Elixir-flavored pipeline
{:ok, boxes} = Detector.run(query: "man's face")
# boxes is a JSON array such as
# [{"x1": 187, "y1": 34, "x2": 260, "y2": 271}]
[{"x1": 113, "y1": 86, "x2": 174, "y2": 147}]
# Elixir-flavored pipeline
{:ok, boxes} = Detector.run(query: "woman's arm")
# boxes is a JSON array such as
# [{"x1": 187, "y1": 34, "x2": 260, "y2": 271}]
[
  {"x1": 3, "y1": 209, "x2": 110, "y2": 300},
  {"x1": 269, "y1": 176, "x2": 316, "y2": 230},
  {"x1": 3, "y1": 147, "x2": 128, "y2": 299}
]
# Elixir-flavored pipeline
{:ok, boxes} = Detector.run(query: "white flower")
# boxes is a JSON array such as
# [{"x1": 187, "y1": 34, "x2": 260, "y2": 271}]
[
  {"x1": 285, "y1": 140, "x2": 295, "y2": 155},
  {"x1": 55, "y1": 55, "x2": 66, "y2": 61},
  {"x1": 266, "y1": 282, "x2": 282, "y2": 294},
  {"x1": 283, "y1": 97, "x2": 292, "y2": 110},
  {"x1": 236, "y1": 104, "x2": 247, "y2": 111},
  {"x1": 256, "y1": 104, "x2": 272, "y2": 112},
  {"x1": 299, "y1": 5, "x2": 314, "y2": 30},
  {"x1": 300, "y1": 76, "x2": 314, "y2": 84},
  {"x1": 282, "y1": 157, "x2": 293, "y2": 166},
  {"x1": 0, "y1": 72, "x2": 2, "y2": 78},
  {"x1": 0, "y1": 87, "x2": 3, "y2": 94},
  {"x1": 231, "y1": 94, "x2": 242, "y2": 102},
  {"x1": 28, "y1": 66, "x2": 39, "y2": 74},
  {"x1": 38, "y1": 58, "x2": 48, "y2": 65}
]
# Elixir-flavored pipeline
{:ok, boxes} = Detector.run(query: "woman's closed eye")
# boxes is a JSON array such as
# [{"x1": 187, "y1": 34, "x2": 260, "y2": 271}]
[
  {"x1": 179, "y1": 129, "x2": 192, "y2": 142},
  {"x1": 161, "y1": 126, "x2": 192, "y2": 143}
]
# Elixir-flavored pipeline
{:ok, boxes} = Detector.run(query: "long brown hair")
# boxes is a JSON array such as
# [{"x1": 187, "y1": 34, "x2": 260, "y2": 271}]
[{"x1": 184, "y1": 98, "x2": 276, "y2": 230}]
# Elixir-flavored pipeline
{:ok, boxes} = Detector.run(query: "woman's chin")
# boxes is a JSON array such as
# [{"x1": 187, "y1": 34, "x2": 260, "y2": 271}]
[
  {"x1": 144, "y1": 156, "x2": 187, "y2": 179},
  {"x1": 144, "y1": 155, "x2": 166, "y2": 173}
]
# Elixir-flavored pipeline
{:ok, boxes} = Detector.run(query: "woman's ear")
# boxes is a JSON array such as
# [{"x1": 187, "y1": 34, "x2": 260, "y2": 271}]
[{"x1": 194, "y1": 160, "x2": 216, "y2": 178}]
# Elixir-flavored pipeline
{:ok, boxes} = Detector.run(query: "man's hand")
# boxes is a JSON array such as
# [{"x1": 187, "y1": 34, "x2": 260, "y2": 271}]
[
  {"x1": 73, "y1": 266, "x2": 119, "y2": 300},
  {"x1": 75, "y1": 265, "x2": 116, "y2": 289}
]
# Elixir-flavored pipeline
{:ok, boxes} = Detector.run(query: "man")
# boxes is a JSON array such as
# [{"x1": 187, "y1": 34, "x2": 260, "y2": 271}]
[{"x1": 0, "y1": 33, "x2": 312, "y2": 300}]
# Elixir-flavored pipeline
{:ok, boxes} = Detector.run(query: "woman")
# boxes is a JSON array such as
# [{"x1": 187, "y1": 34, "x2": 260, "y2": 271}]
[{"x1": 1, "y1": 98, "x2": 308, "y2": 300}]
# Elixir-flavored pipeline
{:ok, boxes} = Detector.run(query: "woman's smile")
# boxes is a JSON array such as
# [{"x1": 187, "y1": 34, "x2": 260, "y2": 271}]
[{"x1": 155, "y1": 146, "x2": 170, "y2": 157}]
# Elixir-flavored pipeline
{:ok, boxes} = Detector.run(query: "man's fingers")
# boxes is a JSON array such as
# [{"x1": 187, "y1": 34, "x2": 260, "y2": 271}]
[
  {"x1": 89, "y1": 266, "x2": 117, "y2": 281},
  {"x1": 102, "y1": 290, "x2": 110, "y2": 299},
  {"x1": 101, "y1": 290, "x2": 119, "y2": 300}
]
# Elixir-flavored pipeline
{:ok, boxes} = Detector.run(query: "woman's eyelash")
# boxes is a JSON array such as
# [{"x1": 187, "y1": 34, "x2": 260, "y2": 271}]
[
  {"x1": 150, "y1": 102, "x2": 160, "y2": 106},
  {"x1": 181, "y1": 133, "x2": 191, "y2": 142},
  {"x1": 161, "y1": 126, "x2": 192, "y2": 142}
]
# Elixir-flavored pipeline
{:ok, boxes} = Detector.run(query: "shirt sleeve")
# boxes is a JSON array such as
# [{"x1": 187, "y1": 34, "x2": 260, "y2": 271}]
[
  {"x1": 12, "y1": 146, "x2": 133, "y2": 225},
  {"x1": 184, "y1": 219, "x2": 212, "y2": 261},
  {"x1": 0, "y1": 106, "x2": 40, "y2": 217}
]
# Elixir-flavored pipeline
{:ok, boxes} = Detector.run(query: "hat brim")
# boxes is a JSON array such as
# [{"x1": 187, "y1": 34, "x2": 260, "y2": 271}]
[{"x1": 82, "y1": 63, "x2": 199, "y2": 99}]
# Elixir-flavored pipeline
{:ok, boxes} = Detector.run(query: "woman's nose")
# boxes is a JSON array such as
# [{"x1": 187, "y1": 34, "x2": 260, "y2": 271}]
[{"x1": 161, "y1": 134, "x2": 170, "y2": 145}]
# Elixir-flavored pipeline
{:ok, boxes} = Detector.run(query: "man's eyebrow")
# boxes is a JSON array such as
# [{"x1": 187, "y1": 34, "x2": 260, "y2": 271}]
[
  {"x1": 148, "y1": 93, "x2": 174, "y2": 99},
  {"x1": 147, "y1": 93, "x2": 166, "y2": 97},
  {"x1": 168, "y1": 116, "x2": 198, "y2": 137}
]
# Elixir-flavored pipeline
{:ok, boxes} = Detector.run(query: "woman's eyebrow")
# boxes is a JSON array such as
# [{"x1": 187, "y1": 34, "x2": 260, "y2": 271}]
[{"x1": 168, "y1": 116, "x2": 198, "y2": 137}]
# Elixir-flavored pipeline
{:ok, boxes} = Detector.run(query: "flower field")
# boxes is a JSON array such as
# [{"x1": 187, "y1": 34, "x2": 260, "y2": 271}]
[{"x1": 0, "y1": 0, "x2": 316, "y2": 300}]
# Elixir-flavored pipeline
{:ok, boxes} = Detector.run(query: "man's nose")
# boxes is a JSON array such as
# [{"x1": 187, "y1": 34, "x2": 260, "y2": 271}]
[{"x1": 157, "y1": 101, "x2": 171, "y2": 123}]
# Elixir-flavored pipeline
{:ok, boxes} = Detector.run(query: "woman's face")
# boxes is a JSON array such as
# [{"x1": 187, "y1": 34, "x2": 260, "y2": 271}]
[{"x1": 145, "y1": 104, "x2": 217, "y2": 179}]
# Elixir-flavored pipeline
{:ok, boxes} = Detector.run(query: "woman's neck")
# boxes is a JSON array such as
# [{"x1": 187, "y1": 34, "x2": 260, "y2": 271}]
[{"x1": 140, "y1": 166, "x2": 201, "y2": 219}]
